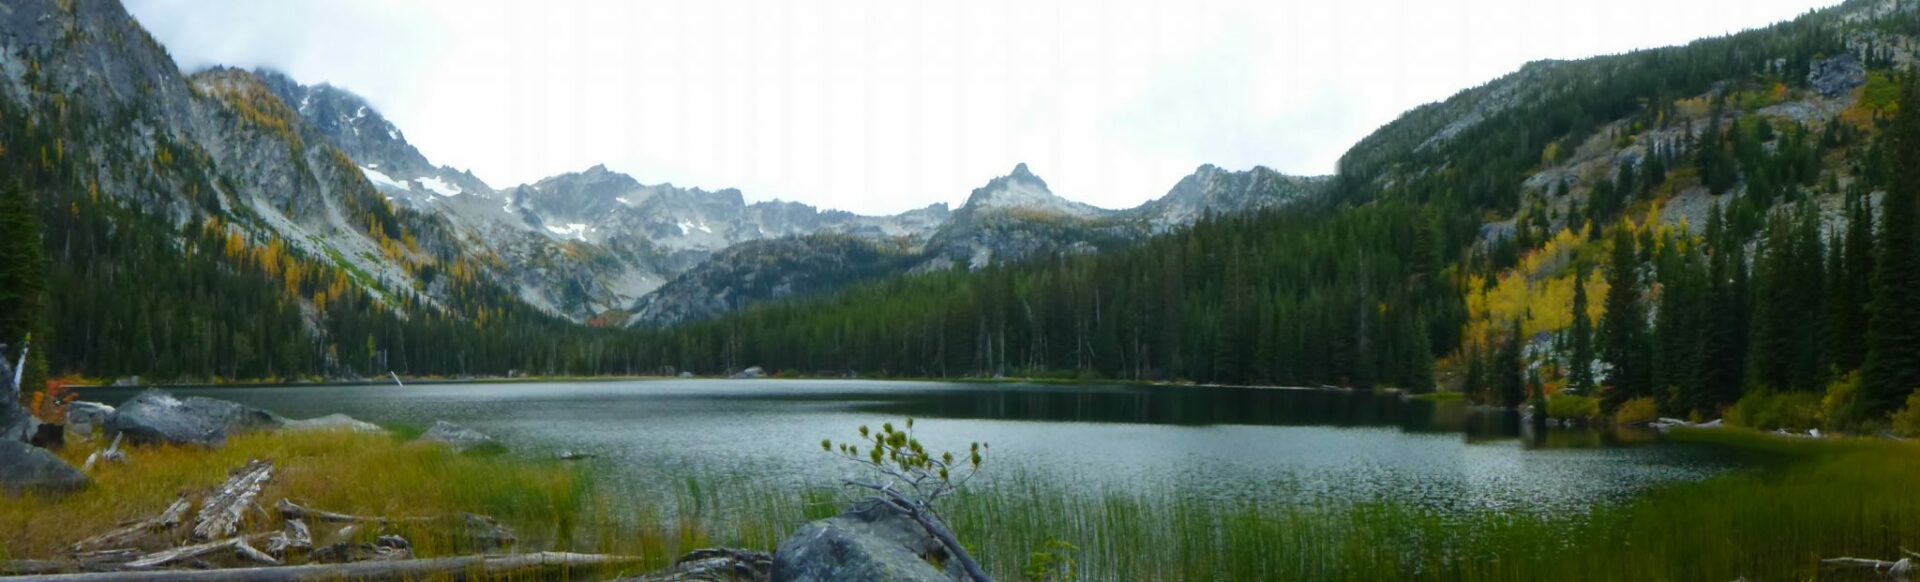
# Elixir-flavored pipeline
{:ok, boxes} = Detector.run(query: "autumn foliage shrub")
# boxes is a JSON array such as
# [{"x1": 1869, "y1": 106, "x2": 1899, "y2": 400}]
[
  {"x1": 1613, "y1": 397, "x2": 1660, "y2": 426},
  {"x1": 1892, "y1": 390, "x2": 1920, "y2": 438}
]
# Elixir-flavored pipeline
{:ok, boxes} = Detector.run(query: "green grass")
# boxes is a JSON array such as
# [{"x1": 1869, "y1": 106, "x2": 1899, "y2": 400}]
[
  {"x1": 640, "y1": 429, "x2": 1920, "y2": 580},
  {"x1": 8, "y1": 427, "x2": 1915, "y2": 580}
]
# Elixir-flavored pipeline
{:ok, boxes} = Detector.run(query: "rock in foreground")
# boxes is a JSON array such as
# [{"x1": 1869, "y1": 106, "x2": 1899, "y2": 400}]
[
  {"x1": 0, "y1": 439, "x2": 90, "y2": 497},
  {"x1": 283, "y1": 413, "x2": 385, "y2": 434},
  {"x1": 419, "y1": 420, "x2": 495, "y2": 452},
  {"x1": 106, "y1": 389, "x2": 284, "y2": 447},
  {"x1": 772, "y1": 504, "x2": 964, "y2": 582}
]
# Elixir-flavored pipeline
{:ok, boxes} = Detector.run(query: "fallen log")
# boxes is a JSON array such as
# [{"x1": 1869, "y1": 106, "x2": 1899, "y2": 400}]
[
  {"x1": 123, "y1": 535, "x2": 273, "y2": 570},
  {"x1": 71, "y1": 493, "x2": 194, "y2": 551},
  {"x1": 1820, "y1": 551, "x2": 1914, "y2": 579},
  {"x1": 192, "y1": 460, "x2": 274, "y2": 541},
  {"x1": 6, "y1": 551, "x2": 647, "y2": 582}
]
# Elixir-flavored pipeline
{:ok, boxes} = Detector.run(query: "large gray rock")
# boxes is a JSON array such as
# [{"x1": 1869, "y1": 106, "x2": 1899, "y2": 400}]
[
  {"x1": 731, "y1": 366, "x2": 767, "y2": 380},
  {"x1": 106, "y1": 390, "x2": 284, "y2": 447},
  {"x1": 66, "y1": 401, "x2": 114, "y2": 442},
  {"x1": 284, "y1": 413, "x2": 385, "y2": 434},
  {"x1": 0, "y1": 439, "x2": 90, "y2": 496},
  {"x1": 771, "y1": 504, "x2": 964, "y2": 582},
  {"x1": 419, "y1": 420, "x2": 494, "y2": 452},
  {"x1": 0, "y1": 402, "x2": 33, "y2": 443}
]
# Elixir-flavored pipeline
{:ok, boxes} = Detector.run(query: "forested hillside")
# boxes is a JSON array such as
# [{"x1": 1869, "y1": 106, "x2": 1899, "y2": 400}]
[{"x1": 613, "y1": 0, "x2": 1920, "y2": 428}]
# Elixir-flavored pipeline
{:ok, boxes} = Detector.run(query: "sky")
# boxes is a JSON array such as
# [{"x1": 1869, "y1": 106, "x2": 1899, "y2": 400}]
[{"x1": 126, "y1": 0, "x2": 1842, "y2": 215}]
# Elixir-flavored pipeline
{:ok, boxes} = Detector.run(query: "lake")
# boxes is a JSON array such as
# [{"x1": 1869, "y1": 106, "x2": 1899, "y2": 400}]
[{"x1": 87, "y1": 380, "x2": 1737, "y2": 517}]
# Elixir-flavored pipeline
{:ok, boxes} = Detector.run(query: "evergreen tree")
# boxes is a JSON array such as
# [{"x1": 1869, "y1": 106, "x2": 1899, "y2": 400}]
[
  {"x1": 1567, "y1": 264, "x2": 1595, "y2": 393},
  {"x1": 0, "y1": 180, "x2": 47, "y2": 377},
  {"x1": 1600, "y1": 225, "x2": 1648, "y2": 408},
  {"x1": 1860, "y1": 76, "x2": 1920, "y2": 419}
]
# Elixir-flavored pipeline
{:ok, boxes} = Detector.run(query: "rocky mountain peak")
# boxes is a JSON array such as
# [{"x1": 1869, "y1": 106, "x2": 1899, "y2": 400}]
[{"x1": 959, "y1": 163, "x2": 1100, "y2": 218}]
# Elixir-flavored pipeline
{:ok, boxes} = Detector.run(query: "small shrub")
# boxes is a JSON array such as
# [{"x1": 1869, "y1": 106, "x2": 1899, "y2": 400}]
[
  {"x1": 1893, "y1": 390, "x2": 1920, "y2": 438},
  {"x1": 1613, "y1": 397, "x2": 1660, "y2": 426},
  {"x1": 1820, "y1": 371, "x2": 1865, "y2": 432},
  {"x1": 28, "y1": 383, "x2": 77, "y2": 424},
  {"x1": 1726, "y1": 389, "x2": 1821, "y2": 431},
  {"x1": 1545, "y1": 395, "x2": 1602, "y2": 423}
]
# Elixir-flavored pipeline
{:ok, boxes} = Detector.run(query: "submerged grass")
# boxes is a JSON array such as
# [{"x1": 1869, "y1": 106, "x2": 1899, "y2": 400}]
[{"x1": 6, "y1": 427, "x2": 1916, "y2": 580}]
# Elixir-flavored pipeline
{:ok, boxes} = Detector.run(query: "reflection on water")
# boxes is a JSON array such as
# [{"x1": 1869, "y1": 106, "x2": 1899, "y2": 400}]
[{"x1": 88, "y1": 380, "x2": 1735, "y2": 513}]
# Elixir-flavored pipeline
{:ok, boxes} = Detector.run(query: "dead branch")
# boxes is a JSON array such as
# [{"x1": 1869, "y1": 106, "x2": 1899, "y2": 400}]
[
  {"x1": 1821, "y1": 556, "x2": 1914, "y2": 579},
  {"x1": 192, "y1": 460, "x2": 274, "y2": 541},
  {"x1": 71, "y1": 493, "x2": 193, "y2": 551},
  {"x1": 264, "y1": 518, "x2": 311, "y2": 557}
]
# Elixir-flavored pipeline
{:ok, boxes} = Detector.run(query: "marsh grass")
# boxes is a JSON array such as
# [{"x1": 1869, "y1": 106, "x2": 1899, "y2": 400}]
[
  {"x1": 6, "y1": 427, "x2": 1917, "y2": 580},
  {"x1": 0, "y1": 430, "x2": 589, "y2": 563}
]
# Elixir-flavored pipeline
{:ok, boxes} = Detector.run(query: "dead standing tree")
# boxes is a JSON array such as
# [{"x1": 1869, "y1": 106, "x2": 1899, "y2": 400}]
[{"x1": 823, "y1": 418, "x2": 993, "y2": 582}]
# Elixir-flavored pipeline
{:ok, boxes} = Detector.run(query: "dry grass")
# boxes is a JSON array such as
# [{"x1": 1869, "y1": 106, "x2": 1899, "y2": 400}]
[{"x1": 0, "y1": 430, "x2": 587, "y2": 562}]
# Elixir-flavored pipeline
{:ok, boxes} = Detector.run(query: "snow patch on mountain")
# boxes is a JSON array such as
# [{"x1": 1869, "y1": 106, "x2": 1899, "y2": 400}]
[
  {"x1": 417, "y1": 175, "x2": 461, "y2": 197},
  {"x1": 359, "y1": 165, "x2": 408, "y2": 192}
]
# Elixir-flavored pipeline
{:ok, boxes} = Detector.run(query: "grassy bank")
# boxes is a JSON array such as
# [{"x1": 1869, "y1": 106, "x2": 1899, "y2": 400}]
[
  {"x1": 0, "y1": 431, "x2": 595, "y2": 563},
  {"x1": 7, "y1": 428, "x2": 1916, "y2": 580}
]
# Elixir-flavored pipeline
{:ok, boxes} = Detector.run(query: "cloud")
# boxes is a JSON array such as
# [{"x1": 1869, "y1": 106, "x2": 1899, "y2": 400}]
[{"x1": 125, "y1": 0, "x2": 1838, "y2": 215}]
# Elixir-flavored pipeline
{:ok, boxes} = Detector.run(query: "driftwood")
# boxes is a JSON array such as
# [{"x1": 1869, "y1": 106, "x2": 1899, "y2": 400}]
[
  {"x1": 1822, "y1": 547, "x2": 1919, "y2": 579},
  {"x1": 276, "y1": 499, "x2": 516, "y2": 549},
  {"x1": 123, "y1": 535, "x2": 274, "y2": 570},
  {"x1": 264, "y1": 517, "x2": 311, "y2": 556},
  {"x1": 70, "y1": 493, "x2": 193, "y2": 551},
  {"x1": 6, "y1": 552, "x2": 647, "y2": 582},
  {"x1": 192, "y1": 460, "x2": 274, "y2": 541}
]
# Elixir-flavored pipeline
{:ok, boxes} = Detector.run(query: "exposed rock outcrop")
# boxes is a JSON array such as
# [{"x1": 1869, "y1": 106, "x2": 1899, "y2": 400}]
[
  {"x1": 771, "y1": 504, "x2": 964, "y2": 582},
  {"x1": 419, "y1": 420, "x2": 495, "y2": 452}
]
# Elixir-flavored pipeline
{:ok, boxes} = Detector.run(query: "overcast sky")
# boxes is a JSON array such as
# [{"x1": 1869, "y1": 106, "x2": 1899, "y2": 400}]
[{"x1": 127, "y1": 0, "x2": 1839, "y2": 215}]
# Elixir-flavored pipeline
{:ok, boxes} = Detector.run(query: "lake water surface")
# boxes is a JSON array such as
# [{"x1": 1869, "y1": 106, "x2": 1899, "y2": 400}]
[{"x1": 90, "y1": 380, "x2": 1737, "y2": 514}]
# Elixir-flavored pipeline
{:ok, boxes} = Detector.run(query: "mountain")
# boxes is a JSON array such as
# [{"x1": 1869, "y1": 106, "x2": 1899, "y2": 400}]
[
  {"x1": 1126, "y1": 164, "x2": 1328, "y2": 233},
  {"x1": 628, "y1": 162, "x2": 1326, "y2": 326},
  {"x1": 627, "y1": 234, "x2": 917, "y2": 328},
  {"x1": 611, "y1": 0, "x2": 1920, "y2": 428},
  {"x1": 0, "y1": 0, "x2": 1323, "y2": 379}
]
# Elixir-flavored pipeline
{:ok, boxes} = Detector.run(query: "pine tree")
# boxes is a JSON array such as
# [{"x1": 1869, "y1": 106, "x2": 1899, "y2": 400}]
[
  {"x1": 1860, "y1": 76, "x2": 1920, "y2": 419},
  {"x1": 1600, "y1": 225, "x2": 1648, "y2": 409},
  {"x1": 1567, "y1": 264, "x2": 1595, "y2": 394},
  {"x1": 0, "y1": 180, "x2": 48, "y2": 368}
]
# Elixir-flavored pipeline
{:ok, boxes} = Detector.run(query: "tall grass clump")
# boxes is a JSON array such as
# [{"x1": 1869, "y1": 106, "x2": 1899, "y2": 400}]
[{"x1": 0, "y1": 430, "x2": 587, "y2": 560}]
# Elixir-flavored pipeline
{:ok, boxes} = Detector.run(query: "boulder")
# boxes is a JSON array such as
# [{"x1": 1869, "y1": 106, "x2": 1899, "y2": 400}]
[
  {"x1": 106, "y1": 389, "x2": 284, "y2": 447},
  {"x1": 284, "y1": 413, "x2": 385, "y2": 434},
  {"x1": 771, "y1": 503, "x2": 964, "y2": 582},
  {"x1": 0, "y1": 439, "x2": 90, "y2": 497},
  {"x1": 0, "y1": 400, "x2": 34, "y2": 443},
  {"x1": 678, "y1": 371, "x2": 696, "y2": 379},
  {"x1": 731, "y1": 366, "x2": 766, "y2": 380},
  {"x1": 419, "y1": 420, "x2": 494, "y2": 452},
  {"x1": 66, "y1": 401, "x2": 114, "y2": 442}
]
